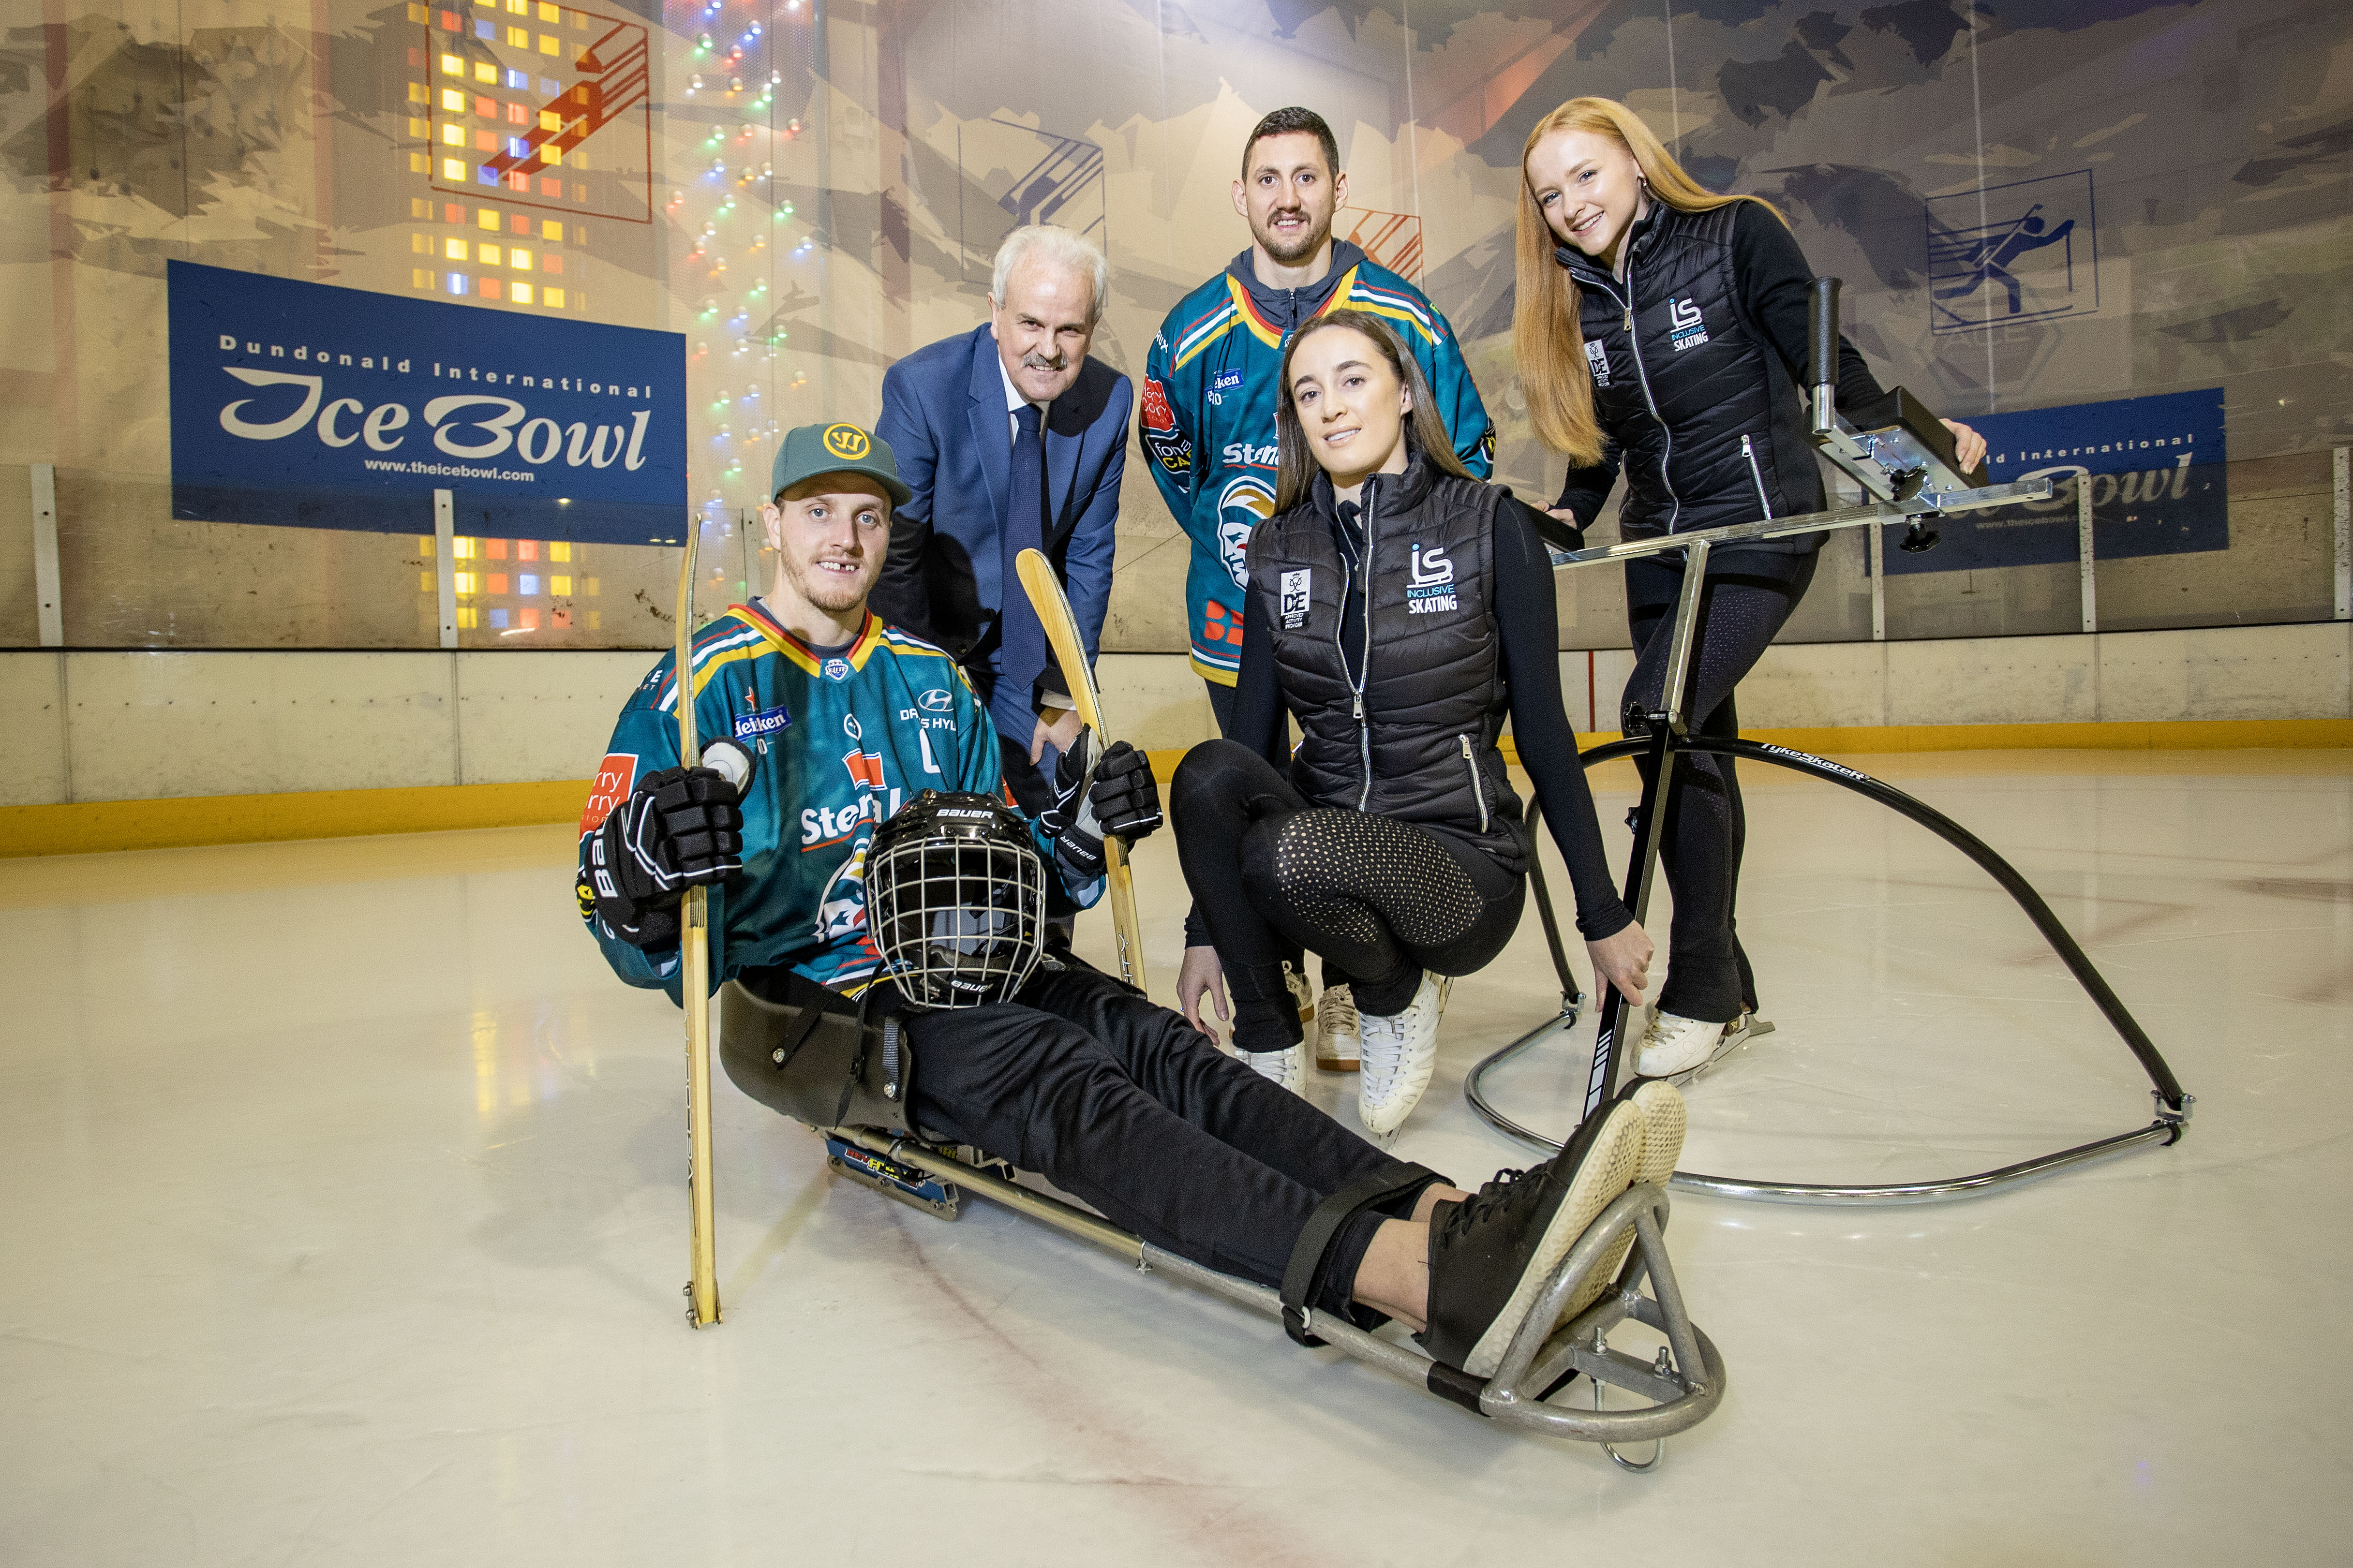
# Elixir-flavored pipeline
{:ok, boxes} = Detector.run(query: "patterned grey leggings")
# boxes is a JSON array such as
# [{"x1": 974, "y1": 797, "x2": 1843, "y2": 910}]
[{"x1": 1173, "y1": 739, "x2": 1524, "y2": 1051}]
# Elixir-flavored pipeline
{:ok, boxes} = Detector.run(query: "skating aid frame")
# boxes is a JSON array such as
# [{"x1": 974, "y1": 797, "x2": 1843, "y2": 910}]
[{"x1": 1464, "y1": 485, "x2": 2195, "y2": 1204}]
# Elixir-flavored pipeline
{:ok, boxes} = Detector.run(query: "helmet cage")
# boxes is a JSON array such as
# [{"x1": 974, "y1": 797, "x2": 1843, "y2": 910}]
[{"x1": 864, "y1": 792, "x2": 1047, "y2": 1009}]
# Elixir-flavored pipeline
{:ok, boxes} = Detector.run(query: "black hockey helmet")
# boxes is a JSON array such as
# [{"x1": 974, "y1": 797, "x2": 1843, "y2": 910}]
[{"x1": 863, "y1": 790, "x2": 1047, "y2": 1009}]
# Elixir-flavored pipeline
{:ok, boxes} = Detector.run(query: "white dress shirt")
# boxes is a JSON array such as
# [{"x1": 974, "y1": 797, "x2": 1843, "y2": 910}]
[{"x1": 998, "y1": 350, "x2": 1050, "y2": 439}]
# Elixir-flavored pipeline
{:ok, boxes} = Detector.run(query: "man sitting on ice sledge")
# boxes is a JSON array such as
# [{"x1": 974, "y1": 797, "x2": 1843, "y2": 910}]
[{"x1": 575, "y1": 420, "x2": 1685, "y2": 1379}]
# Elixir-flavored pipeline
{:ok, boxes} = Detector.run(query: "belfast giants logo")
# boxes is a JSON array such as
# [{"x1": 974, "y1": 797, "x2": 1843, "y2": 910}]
[
  {"x1": 1216, "y1": 473, "x2": 1277, "y2": 589},
  {"x1": 814, "y1": 839, "x2": 875, "y2": 945}
]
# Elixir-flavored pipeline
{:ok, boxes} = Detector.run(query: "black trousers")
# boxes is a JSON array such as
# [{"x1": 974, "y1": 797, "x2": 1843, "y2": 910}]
[
  {"x1": 1621, "y1": 548, "x2": 1818, "y2": 1022},
  {"x1": 1203, "y1": 675, "x2": 1238, "y2": 739},
  {"x1": 1172, "y1": 740, "x2": 1525, "y2": 1052},
  {"x1": 1203, "y1": 678, "x2": 1349, "y2": 994},
  {"x1": 905, "y1": 964, "x2": 1432, "y2": 1312}
]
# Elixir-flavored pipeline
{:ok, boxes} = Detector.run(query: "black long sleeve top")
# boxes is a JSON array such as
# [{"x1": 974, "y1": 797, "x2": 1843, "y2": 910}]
[
  {"x1": 1556, "y1": 202, "x2": 1891, "y2": 523},
  {"x1": 1193, "y1": 489, "x2": 1634, "y2": 947}
]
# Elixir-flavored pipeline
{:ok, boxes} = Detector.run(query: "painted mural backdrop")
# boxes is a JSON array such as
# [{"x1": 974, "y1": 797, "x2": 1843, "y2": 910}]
[{"x1": 1, "y1": 0, "x2": 2346, "y2": 647}]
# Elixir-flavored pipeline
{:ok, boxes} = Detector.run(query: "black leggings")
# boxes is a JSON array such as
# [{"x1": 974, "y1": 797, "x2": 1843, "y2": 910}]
[
  {"x1": 1621, "y1": 547, "x2": 1818, "y2": 1022},
  {"x1": 1172, "y1": 740, "x2": 1525, "y2": 1051}
]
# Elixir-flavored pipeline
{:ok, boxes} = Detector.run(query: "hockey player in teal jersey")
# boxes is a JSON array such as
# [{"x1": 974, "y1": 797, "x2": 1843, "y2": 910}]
[
  {"x1": 574, "y1": 420, "x2": 1672, "y2": 1388},
  {"x1": 1140, "y1": 107, "x2": 1494, "y2": 709},
  {"x1": 576, "y1": 421, "x2": 1154, "y2": 1000}
]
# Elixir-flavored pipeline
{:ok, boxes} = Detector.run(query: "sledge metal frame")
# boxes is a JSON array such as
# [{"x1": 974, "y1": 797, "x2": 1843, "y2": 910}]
[
  {"x1": 1465, "y1": 482, "x2": 2197, "y2": 1203},
  {"x1": 824, "y1": 1123, "x2": 1726, "y2": 1453}
]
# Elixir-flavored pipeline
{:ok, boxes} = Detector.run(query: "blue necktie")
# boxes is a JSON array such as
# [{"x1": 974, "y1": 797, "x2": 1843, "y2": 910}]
[{"x1": 999, "y1": 401, "x2": 1051, "y2": 705}]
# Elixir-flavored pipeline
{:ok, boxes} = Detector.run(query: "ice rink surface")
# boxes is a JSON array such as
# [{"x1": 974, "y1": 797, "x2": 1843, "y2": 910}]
[{"x1": 3, "y1": 749, "x2": 2348, "y2": 1567}]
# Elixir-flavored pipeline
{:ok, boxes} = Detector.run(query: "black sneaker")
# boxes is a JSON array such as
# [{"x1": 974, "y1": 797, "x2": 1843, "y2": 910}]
[{"x1": 1423, "y1": 1098, "x2": 1646, "y2": 1379}]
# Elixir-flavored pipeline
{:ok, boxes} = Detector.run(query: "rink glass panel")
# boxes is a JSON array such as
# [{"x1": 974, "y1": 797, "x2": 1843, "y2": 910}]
[{"x1": 2, "y1": 0, "x2": 2347, "y2": 653}]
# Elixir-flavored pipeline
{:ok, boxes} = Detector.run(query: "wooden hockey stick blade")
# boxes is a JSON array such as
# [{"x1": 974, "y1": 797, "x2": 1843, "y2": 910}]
[
  {"x1": 1014, "y1": 548, "x2": 1110, "y2": 739},
  {"x1": 1103, "y1": 841, "x2": 1145, "y2": 991},
  {"x1": 1014, "y1": 547, "x2": 1147, "y2": 992}
]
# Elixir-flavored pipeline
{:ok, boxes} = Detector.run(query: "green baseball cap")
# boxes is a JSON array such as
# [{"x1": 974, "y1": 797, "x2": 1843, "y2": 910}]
[{"x1": 769, "y1": 420, "x2": 913, "y2": 506}]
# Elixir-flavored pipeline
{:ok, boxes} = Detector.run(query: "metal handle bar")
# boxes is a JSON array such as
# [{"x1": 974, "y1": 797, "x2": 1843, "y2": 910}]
[{"x1": 1550, "y1": 476, "x2": 2052, "y2": 574}]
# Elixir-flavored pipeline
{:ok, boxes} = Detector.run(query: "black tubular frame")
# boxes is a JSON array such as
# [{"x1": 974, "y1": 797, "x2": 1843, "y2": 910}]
[{"x1": 1469, "y1": 720, "x2": 2197, "y2": 1205}]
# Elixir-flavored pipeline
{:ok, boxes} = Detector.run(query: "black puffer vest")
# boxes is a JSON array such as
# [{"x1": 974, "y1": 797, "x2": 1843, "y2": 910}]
[
  {"x1": 1247, "y1": 458, "x2": 1524, "y2": 868},
  {"x1": 1558, "y1": 203, "x2": 1823, "y2": 553}
]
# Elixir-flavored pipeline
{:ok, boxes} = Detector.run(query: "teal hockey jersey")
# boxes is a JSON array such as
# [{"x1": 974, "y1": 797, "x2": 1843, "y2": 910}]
[
  {"x1": 1141, "y1": 247, "x2": 1494, "y2": 685},
  {"x1": 579, "y1": 599, "x2": 1097, "y2": 1001}
]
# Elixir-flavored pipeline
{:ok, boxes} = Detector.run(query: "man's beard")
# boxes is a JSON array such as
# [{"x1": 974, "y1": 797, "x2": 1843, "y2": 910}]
[
  {"x1": 1255, "y1": 205, "x2": 1331, "y2": 266},
  {"x1": 784, "y1": 554, "x2": 871, "y2": 614}
]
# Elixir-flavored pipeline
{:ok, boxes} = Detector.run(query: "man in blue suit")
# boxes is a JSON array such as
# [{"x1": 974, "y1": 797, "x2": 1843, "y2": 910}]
[{"x1": 872, "y1": 225, "x2": 1132, "y2": 815}]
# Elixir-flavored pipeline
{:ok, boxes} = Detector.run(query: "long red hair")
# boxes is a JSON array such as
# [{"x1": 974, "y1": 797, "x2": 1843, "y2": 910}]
[{"x1": 1512, "y1": 97, "x2": 1786, "y2": 465}]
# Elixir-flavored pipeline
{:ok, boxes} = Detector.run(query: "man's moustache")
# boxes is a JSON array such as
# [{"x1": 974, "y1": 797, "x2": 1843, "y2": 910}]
[{"x1": 1022, "y1": 353, "x2": 1067, "y2": 371}]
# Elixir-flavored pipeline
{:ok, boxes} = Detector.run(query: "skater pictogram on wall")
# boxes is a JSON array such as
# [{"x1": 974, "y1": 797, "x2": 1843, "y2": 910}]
[{"x1": 1926, "y1": 169, "x2": 2097, "y2": 333}]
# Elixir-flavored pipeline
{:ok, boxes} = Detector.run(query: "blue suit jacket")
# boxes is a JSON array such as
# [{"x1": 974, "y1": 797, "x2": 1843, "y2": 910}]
[{"x1": 871, "y1": 324, "x2": 1130, "y2": 732}]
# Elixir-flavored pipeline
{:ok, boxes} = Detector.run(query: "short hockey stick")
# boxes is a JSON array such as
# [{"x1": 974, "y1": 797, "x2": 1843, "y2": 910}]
[{"x1": 1014, "y1": 547, "x2": 1147, "y2": 991}]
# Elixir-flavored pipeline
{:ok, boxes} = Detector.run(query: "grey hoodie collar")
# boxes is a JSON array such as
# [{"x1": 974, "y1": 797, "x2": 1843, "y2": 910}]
[{"x1": 1224, "y1": 239, "x2": 1370, "y2": 334}]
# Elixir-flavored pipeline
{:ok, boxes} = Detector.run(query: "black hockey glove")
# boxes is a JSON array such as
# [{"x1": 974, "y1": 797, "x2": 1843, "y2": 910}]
[
  {"x1": 1041, "y1": 734, "x2": 1162, "y2": 881},
  {"x1": 579, "y1": 762, "x2": 745, "y2": 949}
]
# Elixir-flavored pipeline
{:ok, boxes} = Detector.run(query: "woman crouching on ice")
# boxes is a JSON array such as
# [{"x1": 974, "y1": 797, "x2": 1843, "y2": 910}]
[{"x1": 1171, "y1": 308, "x2": 1652, "y2": 1142}]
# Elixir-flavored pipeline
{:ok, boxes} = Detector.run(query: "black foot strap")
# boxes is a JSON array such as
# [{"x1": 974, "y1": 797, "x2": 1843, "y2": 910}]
[
  {"x1": 1280, "y1": 1164, "x2": 1444, "y2": 1348},
  {"x1": 1425, "y1": 1356, "x2": 1577, "y2": 1415}
]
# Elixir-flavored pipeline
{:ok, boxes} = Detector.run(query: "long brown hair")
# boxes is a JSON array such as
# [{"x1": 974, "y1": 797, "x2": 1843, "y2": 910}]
[
  {"x1": 1272, "y1": 310, "x2": 1473, "y2": 513},
  {"x1": 1512, "y1": 97, "x2": 1786, "y2": 466}
]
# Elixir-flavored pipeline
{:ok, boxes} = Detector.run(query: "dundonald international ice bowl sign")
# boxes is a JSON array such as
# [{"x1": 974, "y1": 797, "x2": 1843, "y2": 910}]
[
  {"x1": 1884, "y1": 386, "x2": 2225, "y2": 577},
  {"x1": 169, "y1": 260, "x2": 687, "y2": 545}
]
